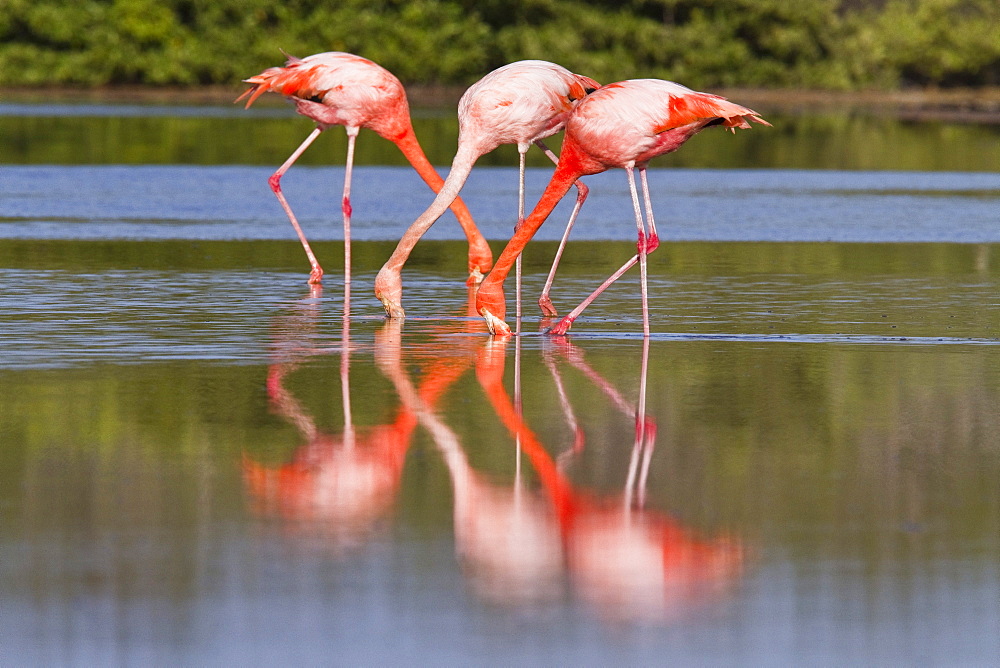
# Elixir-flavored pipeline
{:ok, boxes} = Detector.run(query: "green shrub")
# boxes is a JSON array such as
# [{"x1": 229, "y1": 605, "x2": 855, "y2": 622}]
[{"x1": 0, "y1": 0, "x2": 996, "y2": 89}]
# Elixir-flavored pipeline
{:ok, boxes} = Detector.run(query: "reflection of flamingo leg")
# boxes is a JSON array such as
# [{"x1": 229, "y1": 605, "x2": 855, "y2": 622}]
[
  {"x1": 266, "y1": 363, "x2": 319, "y2": 443},
  {"x1": 624, "y1": 338, "x2": 652, "y2": 508},
  {"x1": 340, "y1": 311, "x2": 354, "y2": 448},
  {"x1": 541, "y1": 345, "x2": 585, "y2": 463},
  {"x1": 546, "y1": 337, "x2": 654, "y2": 493}
]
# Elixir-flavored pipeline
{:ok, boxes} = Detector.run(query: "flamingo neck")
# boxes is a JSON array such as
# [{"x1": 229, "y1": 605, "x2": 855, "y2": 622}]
[
  {"x1": 381, "y1": 144, "x2": 480, "y2": 274},
  {"x1": 392, "y1": 127, "x2": 444, "y2": 190}
]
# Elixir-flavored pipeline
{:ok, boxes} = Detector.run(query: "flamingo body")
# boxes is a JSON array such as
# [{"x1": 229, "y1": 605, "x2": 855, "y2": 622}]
[
  {"x1": 241, "y1": 52, "x2": 411, "y2": 139},
  {"x1": 239, "y1": 52, "x2": 491, "y2": 290},
  {"x1": 456, "y1": 60, "x2": 597, "y2": 153},
  {"x1": 565, "y1": 80, "x2": 763, "y2": 169},
  {"x1": 476, "y1": 79, "x2": 770, "y2": 336},
  {"x1": 374, "y1": 60, "x2": 599, "y2": 319}
]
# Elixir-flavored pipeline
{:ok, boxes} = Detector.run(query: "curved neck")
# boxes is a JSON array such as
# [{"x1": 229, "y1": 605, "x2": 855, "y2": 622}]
[
  {"x1": 381, "y1": 143, "x2": 480, "y2": 273},
  {"x1": 394, "y1": 128, "x2": 479, "y2": 234},
  {"x1": 392, "y1": 126, "x2": 444, "y2": 190}
]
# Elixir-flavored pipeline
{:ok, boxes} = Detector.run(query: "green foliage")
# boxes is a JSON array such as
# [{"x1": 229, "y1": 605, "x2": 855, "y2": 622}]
[
  {"x1": 0, "y1": 0, "x2": 997, "y2": 89},
  {"x1": 865, "y1": 0, "x2": 1000, "y2": 86}
]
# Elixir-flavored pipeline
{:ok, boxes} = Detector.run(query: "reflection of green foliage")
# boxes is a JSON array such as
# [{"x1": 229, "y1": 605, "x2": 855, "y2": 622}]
[
  {"x1": 1, "y1": 236, "x2": 999, "y2": 555},
  {"x1": 3, "y1": 308, "x2": 999, "y2": 547},
  {"x1": 2, "y1": 112, "x2": 1000, "y2": 171},
  {"x1": 0, "y1": 0, "x2": 998, "y2": 89}
]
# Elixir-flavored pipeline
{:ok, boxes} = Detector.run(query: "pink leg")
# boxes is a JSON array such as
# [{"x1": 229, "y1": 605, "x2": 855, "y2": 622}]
[
  {"x1": 632, "y1": 167, "x2": 651, "y2": 338},
  {"x1": 547, "y1": 164, "x2": 656, "y2": 336},
  {"x1": 342, "y1": 127, "x2": 358, "y2": 315},
  {"x1": 637, "y1": 166, "x2": 659, "y2": 337},
  {"x1": 534, "y1": 140, "x2": 588, "y2": 317},
  {"x1": 639, "y1": 167, "x2": 660, "y2": 247},
  {"x1": 269, "y1": 127, "x2": 325, "y2": 284},
  {"x1": 515, "y1": 146, "x2": 527, "y2": 332}
]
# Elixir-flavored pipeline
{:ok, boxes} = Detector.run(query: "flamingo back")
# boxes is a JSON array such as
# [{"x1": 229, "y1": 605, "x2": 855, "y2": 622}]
[
  {"x1": 566, "y1": 79, "x2": 770, "y2": 168},
  {"x1": 457, "y1": 60, "x2": 600, "y2": 154},
  {"x1": 237, "y1": 51, "x2": 410, "y2": 136}
]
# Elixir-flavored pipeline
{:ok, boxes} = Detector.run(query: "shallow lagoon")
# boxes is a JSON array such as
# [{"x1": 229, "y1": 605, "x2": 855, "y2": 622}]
[{"x1": 0, "y1": 101, "x2": 998, "y2": 663}]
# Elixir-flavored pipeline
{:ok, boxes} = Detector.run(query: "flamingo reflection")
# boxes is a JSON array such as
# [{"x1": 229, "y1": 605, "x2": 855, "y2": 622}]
[
  {"x1": 243, "y1": 293, "x2": 741, "y2": 621},
  {"x1": 242, "y1": 286, "x2": 473, "y2": 552},
  {"x1": 479, "y1": 336, "x2": 744, "y2": 624},
  {"x1": 375, "y1": 320, "x2": 564, "y2": 607}
]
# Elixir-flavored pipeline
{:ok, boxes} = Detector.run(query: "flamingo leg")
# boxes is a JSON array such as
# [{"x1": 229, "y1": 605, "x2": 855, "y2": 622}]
[
  {"x1": 631, "y1": 167, "x2": 651, "y2": 338},
  {"x1": 268, "y1": 126, "x2": 325, "y2": 284},
  {"x1": 341, "y1": 127, "x2": 358, "y2": 314},
  {"x1": 547, "y1": 164, "x2": 654, "y2": 336},
  {"x1": 637, "y1": 166, "x2": 660, "y2": 338},
  {"x1": 639, "y1": 167, "x2": 660, "y2": 247},
  {"x1": 533, "y1": 139, "x2": 589, "y2": 317},
  {"x1": 515, "y1": 147, "x2": 527, "y2": 331}
]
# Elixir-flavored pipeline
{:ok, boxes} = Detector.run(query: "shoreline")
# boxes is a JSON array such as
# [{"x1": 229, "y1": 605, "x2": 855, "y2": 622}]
[{"x1": 3, "y1": 85, "x2": 1000, "y2": 123}]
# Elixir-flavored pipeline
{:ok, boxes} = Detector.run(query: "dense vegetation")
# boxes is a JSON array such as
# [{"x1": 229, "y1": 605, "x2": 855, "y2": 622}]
[{"x1": 1, "y1": 0, "x2": 998, "y2": 90}]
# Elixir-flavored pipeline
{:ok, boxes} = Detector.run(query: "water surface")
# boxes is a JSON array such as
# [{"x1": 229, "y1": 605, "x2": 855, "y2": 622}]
[{"x1": 0, "y1": 102, "x2": 998, "y2": 663}]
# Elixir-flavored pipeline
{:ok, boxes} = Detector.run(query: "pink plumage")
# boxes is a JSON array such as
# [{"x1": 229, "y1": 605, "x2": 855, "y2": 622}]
[
  {"x1": 238, "y1": 51, "x2": 492, "y2": 290},
  {"x1": 476, "y1": 78, "x2": 770, "y2": 336},
  {"x1": 374, "y1": 60, "x2": 600, "y2": 319}
]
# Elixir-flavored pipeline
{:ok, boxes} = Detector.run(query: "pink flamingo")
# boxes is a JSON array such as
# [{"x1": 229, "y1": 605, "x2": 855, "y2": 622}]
[
  {"x1": 475, "y1": 79, "x2": 770, "y2": 337},
  {"x1": 374, "y1": 60, "x2": 599, "y2": 321},
  {"x1": 238, "y1": 51, "x2": 493, "y2": 300}
]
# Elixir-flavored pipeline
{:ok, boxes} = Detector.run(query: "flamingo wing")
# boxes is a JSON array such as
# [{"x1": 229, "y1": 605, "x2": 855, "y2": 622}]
[{"x1": 237, "y1": 52, "x2": 397, "y2": 111}]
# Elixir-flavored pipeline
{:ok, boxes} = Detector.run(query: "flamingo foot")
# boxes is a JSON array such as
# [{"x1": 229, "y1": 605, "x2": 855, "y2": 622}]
[
  {"x1": 308, "y1": 266, "x2": 324, "y2": 284},
  {"x1": 546, "y1": 315, "x2": 575, "y2": 336},
  {"x1": 537, "y1": 294, "x2": 558, "y2": 317},
  {"x1": 480, "y1": 308, "x2": 512, "y2": 337}
]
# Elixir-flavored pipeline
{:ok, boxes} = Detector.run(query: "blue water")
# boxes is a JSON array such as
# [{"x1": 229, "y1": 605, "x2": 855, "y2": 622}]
[
  {"x1": 2, "y1": 104, "x2": 1000, "y2": 664},
  {"x1": 3, "y1": 165, "x2": 999, "y2": 242}
]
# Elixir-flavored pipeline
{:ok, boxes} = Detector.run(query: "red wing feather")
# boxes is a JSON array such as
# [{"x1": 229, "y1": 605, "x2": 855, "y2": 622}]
[
  {"x1": 656, "y1": 93, "x2": 770, "y2": 134},
  {"x1": 237, "y1": 63, "x2": 326, "y2": 109}
]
